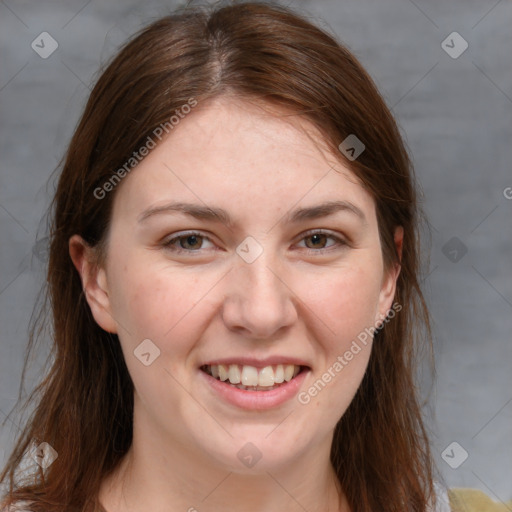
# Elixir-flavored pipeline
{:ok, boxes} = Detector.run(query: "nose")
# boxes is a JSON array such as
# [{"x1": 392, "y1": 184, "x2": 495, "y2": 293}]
[{"x1": 221, "y1": 251, "x2": 298, "y2": 340}]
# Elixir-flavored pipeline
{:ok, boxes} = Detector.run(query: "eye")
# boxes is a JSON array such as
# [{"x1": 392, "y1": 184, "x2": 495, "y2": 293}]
[
  {"x1": 162, "y1": 232, "x2": 215, "y2": 254},
  {"x1": 296, "y1": 230, "x2": 347, "y2": 254},
  {"x1": 161, "y1": 230, "x2": 347, "y2": 256}
]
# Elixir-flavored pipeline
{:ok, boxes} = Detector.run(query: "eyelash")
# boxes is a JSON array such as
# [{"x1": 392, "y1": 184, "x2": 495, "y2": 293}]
[{"x1": 162, "y1": 230, "x2": 347, "y2": 256}]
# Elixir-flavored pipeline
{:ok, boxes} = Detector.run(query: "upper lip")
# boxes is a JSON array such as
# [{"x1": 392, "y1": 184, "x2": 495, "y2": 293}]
[{"x1": 200, "y1": 356, "x2": 311, "y2": 369}]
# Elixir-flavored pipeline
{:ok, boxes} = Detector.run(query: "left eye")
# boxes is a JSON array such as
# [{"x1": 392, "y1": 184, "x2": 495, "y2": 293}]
[
  {"x1": 297, "y1": 231, "x2": 342, "y2": 251},
  {"x1": 162, "y1": 230, "x2": 345, "y2": 254}
]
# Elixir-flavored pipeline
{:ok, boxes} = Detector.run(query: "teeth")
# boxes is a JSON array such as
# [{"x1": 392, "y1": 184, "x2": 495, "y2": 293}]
[
  {"x1": 228, "y1": 364, "x2": 241, "y2": 384},
  {"x1": 284, "y1": 364, "x2": 295, "y2": 382},
  {"x1": 258, "y1": 366, "x2": 274, "y2": 387},
  {"x1": 218, "y1": 364, "x2": 229, "y2": 381},
  {"x1": 241, "y1": 365, "x2": 259, "y2": 386},
  {"x1": 205, "y1": 363, "x2": 302, "y2": 388},
  {"x1": 274, "y1": 364, "x2": 284, "y2": 383}
]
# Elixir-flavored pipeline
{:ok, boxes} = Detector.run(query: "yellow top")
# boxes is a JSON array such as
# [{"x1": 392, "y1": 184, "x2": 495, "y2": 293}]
[{"x1": 448, "y1": 488, "x2": 512, "y2": 512}]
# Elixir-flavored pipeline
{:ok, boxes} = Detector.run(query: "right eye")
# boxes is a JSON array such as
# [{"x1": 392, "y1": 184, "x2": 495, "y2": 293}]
[{"x1": 162, "y1": 232, "x2": 216, "y2": 254}]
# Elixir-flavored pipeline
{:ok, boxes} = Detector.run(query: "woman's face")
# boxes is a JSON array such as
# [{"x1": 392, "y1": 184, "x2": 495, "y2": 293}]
[{"x1": 73, "y1": 96, "x2": 401, "y2": 474}]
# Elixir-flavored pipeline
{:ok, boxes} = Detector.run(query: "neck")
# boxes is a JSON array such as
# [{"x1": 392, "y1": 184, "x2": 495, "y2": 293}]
[{"x1": 99, "y1": 411, "x2": 349, "y2": 512}]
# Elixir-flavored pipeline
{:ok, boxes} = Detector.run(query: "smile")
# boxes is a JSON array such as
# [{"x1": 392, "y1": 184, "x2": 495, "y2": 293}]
[
  {"x1": 199, "y1": 361, "x2": 310, "y2": 410},
  {"x1": 201, "y1": 364, "x2": 303, "y2": 391}
]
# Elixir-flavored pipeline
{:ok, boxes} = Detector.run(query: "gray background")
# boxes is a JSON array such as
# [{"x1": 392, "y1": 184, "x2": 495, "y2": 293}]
[{"x1": 1, "y1": 0, "x2": 511, "y2": 504}]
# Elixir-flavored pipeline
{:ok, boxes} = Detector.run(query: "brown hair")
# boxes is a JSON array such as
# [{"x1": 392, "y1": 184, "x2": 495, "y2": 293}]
[{"x1": 0, "y1": 2, "x2": 437, "y2": 511}]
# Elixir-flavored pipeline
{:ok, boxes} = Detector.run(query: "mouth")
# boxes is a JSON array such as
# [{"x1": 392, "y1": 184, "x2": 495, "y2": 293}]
[{"x1": 200, "y1": 363, "x2": 306, "y2": 391}]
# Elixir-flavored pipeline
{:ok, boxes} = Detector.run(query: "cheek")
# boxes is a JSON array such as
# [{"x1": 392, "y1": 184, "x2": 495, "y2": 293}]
[
  {"x1": 294, "y1": 265, "x2": 381, "y2": 425},
  {"x1": 106, "y1": 262, "x2": 208, "y2": 410},
  {"x1": 297, "y1": 260, "x2": 383, "y2": 344},
  {"x1": 107, "y1": 261, "x2": 207, "y2": 344}
]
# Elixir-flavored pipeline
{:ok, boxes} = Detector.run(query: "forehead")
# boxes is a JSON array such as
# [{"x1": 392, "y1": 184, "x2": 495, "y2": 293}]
[{"x1": 110, "y1": 96, "x2": 375, "y2": 225}]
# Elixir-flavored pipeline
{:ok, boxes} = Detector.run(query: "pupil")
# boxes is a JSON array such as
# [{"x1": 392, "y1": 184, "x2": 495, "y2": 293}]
[
  {"x1": 183, "y1": 235, "x2": 200, "y2": 249},
  {"x1": 309, "y1": 234, "x2": 324, "y2": 248}
]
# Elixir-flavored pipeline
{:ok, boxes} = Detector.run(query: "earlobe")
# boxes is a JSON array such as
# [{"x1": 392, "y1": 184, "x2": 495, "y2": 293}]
[{"x1": 69, "y1": 235, "x2": 118, "y2": 333}]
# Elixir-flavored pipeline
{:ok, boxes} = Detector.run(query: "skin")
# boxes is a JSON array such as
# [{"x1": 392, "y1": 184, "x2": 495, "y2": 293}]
[{"x1": 70, "y1": 96, "x2": 402, "y2": 512}]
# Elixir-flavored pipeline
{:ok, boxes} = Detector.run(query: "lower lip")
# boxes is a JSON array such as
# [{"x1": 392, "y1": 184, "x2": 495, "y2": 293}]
[{"x1": 199, "y1": 368, "x2": 309, "y2": 410}]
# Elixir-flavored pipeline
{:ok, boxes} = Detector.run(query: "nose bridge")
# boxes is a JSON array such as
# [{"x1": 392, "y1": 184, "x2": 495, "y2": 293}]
[
  {"x1": 222, "y1": 239, "x2": 297, "y2": 338},
  {"x1": 242, "y1": 252, "x2": 283, "y2": 302}
]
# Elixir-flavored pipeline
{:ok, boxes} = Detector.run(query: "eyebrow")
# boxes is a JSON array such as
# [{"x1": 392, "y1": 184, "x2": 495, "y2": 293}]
[{"x1": 137, "y1": 200, "x2": 366, "y2": 226}]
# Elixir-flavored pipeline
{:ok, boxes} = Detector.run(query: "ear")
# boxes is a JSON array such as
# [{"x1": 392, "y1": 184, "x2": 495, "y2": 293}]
[
  {"x1": 375, "y1": 226, "x2": 403, "y2": 324},
  {"x1": 69, "y1": 235, "x2": 118, "y2": 333}
]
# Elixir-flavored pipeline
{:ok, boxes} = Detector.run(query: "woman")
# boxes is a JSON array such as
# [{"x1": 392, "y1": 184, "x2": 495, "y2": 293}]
[{"x1": 0, "y1": 2, "x2": 505, "y2": 511}]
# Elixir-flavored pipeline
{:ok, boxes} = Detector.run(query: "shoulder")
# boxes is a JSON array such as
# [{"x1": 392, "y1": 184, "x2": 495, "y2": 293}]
[
  {"x1": 448, "y1": 487, "x2": 512, "y2": 512},
  {"x1": 1, "y1": 501, "x2": 34, "y2": 512},
  {"x1": 430, "y1": 482, "x2": 512, "y2": 512},
  {"x1": 431, "y1": 482, "x2": 451, "y2": 512}
]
